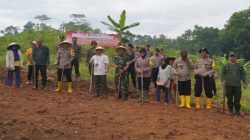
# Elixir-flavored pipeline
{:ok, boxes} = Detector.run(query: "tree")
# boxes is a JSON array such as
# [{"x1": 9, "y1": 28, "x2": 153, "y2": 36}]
[
  {"x1": 0, "y1": 25, "x2": 20, "y2": 35},
  {"x1": 61, "y1": 14, "x2": 94, "y2": 32},
  {"x1": 23, "y1": 21, "x2": 36, "y2": 31},
  {"x1": 34, "y1": 14, "x2": 51, "y2": 24},
  {"x1": 220, "y1": 7, "x2": 250, "y2": 59},
  {"x1": 101, "y1": 10, "x2": 140, "y2": 44}
]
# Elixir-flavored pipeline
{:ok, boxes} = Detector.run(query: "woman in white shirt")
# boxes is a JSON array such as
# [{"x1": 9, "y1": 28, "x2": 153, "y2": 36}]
[{"x1": 155, "y1": 58, "x2": 172, "y2": 104}]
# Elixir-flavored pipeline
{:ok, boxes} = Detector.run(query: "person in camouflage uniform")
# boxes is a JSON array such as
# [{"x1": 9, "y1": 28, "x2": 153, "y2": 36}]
[{"x1": 113, "y1": 46, "x2": 131, "y2": 100}]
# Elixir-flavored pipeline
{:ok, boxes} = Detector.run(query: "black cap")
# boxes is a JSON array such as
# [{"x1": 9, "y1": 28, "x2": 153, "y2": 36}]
[
  {"x1": 139, "y1": 48, "x2": 146, "y2": 53},
  {"x1": 91, "y1": 40, "x2": 97, "y2": 45},
  {"x1": 199, "y1": 48, "x2": 208, "y2": 53}
]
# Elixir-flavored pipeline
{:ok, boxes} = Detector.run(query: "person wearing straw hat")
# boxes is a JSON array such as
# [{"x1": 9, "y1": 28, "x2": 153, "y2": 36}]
[
  {"x1": 25, "y1": 41, "x2": 38, "y2": 85},
  {"x1": 54, "y1": 40, "x2": 75, "y2": 93},
  {"x1": 89, "y1": 46, "x2": 109, "y2": 97},
  {"x1": 173, "y1": 51, "x2": 194, "y2": 108},
  {"x1": 194, "y1": 48, "x2": 216, "y2": 109},
  {"x1": 32, "y1": 39, "x2": 50, "y2": 90},
  {"x1": 135, "y1": 48, "x2": 153, "y2": 103},
  {"x1": 5, "y1": 43, "x2": 24, "y2": 88},
  {"x1": 113, "y1": 46, "x2": 131, "y2": 100},
  {"x1": 221, "y1": 52, "x2": 247, "y2": 116}
]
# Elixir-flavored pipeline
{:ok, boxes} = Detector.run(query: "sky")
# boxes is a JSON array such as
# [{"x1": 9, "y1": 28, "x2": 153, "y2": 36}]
[{"x1": 0, "y1": 0, "x2": 249, "y2": 38}]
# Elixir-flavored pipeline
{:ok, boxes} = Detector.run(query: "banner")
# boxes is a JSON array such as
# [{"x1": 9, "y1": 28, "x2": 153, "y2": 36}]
[{"x1": 66, "y1": 32, "x2": 119, "y2": 47}]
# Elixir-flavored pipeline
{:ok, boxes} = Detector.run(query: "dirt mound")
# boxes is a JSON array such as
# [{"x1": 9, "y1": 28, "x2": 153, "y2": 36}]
[{"x1": 0, "y1": 80, "x2": 250, "y2": 140}]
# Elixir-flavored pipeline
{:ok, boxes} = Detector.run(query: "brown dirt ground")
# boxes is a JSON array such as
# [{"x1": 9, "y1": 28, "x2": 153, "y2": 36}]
[{"x1": 0, "y1": 70, "x2": 250, "y2": 140}]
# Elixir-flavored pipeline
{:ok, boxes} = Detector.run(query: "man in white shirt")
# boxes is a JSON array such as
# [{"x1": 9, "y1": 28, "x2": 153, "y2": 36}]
[{"x1": 90, "y1": 47, "x2": 109, "y2": 97}]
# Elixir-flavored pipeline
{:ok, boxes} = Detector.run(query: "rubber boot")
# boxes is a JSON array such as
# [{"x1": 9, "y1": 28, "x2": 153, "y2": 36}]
[
  {"x1": 68, "y1": 82, "x2": 73, "y2": 93},
  {"x1": 206, "y1": 98, "x2": 212, "y2": 109},
  {"x1": 185, "y1": 96, "x2": 191, "y2": 109},
  {"x1": 195, "y1": 97, "x2": 201, "y2": 109},
  {"x1": 179, "y1": 95, "x2": 185, "y2": 108},
  {"x1": 54, "y1": 82, "x2": 62, "y2": 92}
]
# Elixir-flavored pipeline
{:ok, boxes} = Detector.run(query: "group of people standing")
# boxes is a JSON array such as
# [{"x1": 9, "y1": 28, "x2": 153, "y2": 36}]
[{"x1": 4, "y1": 37, "x2": 248, "y2": 116}]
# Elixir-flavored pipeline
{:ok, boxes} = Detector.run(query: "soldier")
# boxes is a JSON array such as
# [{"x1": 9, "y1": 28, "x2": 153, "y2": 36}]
[
  {"x1": 150, "y1": 48, "x2": 163, "y2": 88},
  {"x1": 127, "y1": 43, "x2": 137, "y2": 89},
  {"x1": 86, "y1": 40, "x2": 97, "y2": 75},
  {"x1": 135, "y1": 48, "x2": 152, "y2": 103},
  {"x1": 32, "y1": 39, "x2": 50, "y2": 90},
  {"x1": 54, "y1": 40, "x2": 75, "y2": 93},
  {"x1": 221, "y1": 52, "x2": 247, "y2": 116},
  {"x1": 113, "y1": 46, "x2": 131, "y2": 100},
  {"x1": 194, "y1": 48, "x2": 216, "y2": 109},
  {"x1": 173, "y1": 51, "x2": 194, "y2": 108},
  {"x1": 71, "y1": 37, "x2": 82, "y2": 81}
]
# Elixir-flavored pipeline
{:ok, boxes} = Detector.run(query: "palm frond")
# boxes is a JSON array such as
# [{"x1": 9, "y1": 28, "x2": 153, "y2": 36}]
[
  {"x1": 119, "y1": 10, "x2": 126, "y2": 28},
  {"x1": 107, "y1": 16, "x2": 120, "y2": 28}
]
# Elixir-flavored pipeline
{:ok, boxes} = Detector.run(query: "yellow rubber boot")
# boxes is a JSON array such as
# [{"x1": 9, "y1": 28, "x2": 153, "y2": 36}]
[
  {"x1": 206, "y1": 98, "x2": 212, "y2": 109},
  {"x1": 179, "y1": 96, "x2": 185, "y2": 108},
  {"x1": 195, "y1": 97, "x2": 201, "y2": 109},
  {"x1": 54, "y1": 82, "x2": 62, "y2": 92},
  {"x1": 68, "y1": 82, "x2": 73, "y2": 93},
  {"x1": 185, "y1": 96, "x2": 191, "y2": 109}
]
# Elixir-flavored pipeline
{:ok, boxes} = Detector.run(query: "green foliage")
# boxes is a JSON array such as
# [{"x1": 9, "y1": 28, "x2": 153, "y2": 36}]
[{"x1": 101, "y1": 10, "x2": 140, "y2": 44}]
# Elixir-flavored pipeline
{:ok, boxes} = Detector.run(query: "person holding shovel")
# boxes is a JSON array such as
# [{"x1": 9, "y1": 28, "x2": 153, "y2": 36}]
[
  {"x1": 173, "y1": 51, "x2": 194, "y2": 109},
  {"x1": 89, "y1": 47, "x2": 109, "y2": 97},
  {"x1": 221, "y1": 52, "x2": 247, "y2": 116},
  {"x1": 194, "y1": 48, "x2": 216, "y2": 109},
  {"x1": 5, "y1": 43, "x2": 23, "y2": 88},
  {"x1": 113, "y1": 46, "x2": 131, "y2": 100},
  {"x1": 135, "y1": 48, "x2": 152, "y2": 103},
  {"x1": 54, "y1": 40, "x2": 75, "y2": 93}
]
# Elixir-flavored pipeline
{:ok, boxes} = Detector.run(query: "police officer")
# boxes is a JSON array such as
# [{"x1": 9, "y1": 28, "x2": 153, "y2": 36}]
[
  {"x1": 173, "y1": 51, "x2": 194, "y2": 108},
  {"x1": 135, "y1": 48, "x2": 152, "y2": 103},
  {"x1": 221, "y1": 52, "x2": 247, "y2": 116},
  {"x1": 194, "y1": 48, "x2": 216, "y2": 109},
  {"x1": 54, "y1": 40, "x2": 75, "y2": 93},
  {"x1": 113, "y1": 46, "x2": 131, "y2": 100},
  {"x1": 150, "y1": 48, "x2": 163, "y2": 88}
]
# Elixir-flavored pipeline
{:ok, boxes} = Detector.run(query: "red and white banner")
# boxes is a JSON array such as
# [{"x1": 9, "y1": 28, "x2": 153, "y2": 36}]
[{"x1": 66, "y1": 32, "x2": 119, "y2": 47}]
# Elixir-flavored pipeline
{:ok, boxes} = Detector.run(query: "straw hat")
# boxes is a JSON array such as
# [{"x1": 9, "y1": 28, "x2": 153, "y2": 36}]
[
  {"x1": 59, "y1": 40, "x2": 72, "y2": 47},
  {"x1": 116, "y1": 46, "x2": 127, "y2": 50},
  {"x1": 7, "y1": 43, "x2": 20, "y2": 50},
  {"x1": 95, "y1": 46, "x2": 104, "y2": 51}
]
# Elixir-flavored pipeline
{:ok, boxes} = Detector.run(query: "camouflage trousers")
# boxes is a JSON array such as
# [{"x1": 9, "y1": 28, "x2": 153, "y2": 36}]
[{"x1": 115, "y1": 72, "x2": 129, "y2": 99}]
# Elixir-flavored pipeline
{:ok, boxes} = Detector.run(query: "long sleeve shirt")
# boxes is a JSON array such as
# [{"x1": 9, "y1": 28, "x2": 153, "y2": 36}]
[
  {"x1": 173, "y1": 57, "x2": 194, "y2": 81},
  {"x1": 221, "y1": 63, "x2": 246, "y2": 87},
  {"x1": 32, "y1": 45, "x2": 50, "y2": 65}
]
